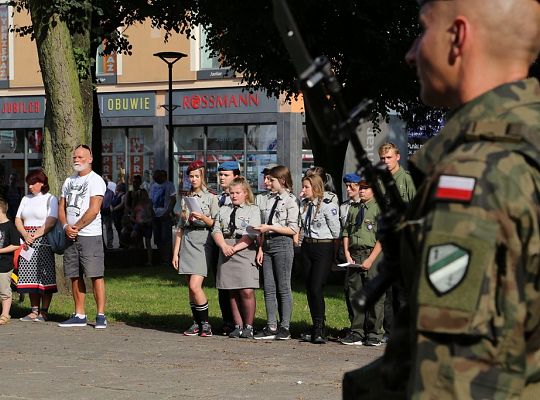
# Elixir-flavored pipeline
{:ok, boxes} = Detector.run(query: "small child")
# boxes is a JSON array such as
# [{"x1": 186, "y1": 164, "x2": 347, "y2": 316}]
[
  {"x1": 340, "y1": 174, "x2": 384, "y2": 346},
  {"x1": 0, "y1": 198, "x2": 22, "y2": 325}
]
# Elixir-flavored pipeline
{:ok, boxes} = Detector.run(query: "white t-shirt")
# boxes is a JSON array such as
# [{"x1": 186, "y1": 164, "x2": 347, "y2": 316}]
[
  {"x1": 149, "y1": 181, "x2": 176, "y2": 218},
  {"x1": 61, "y1": 170, "x2": 106, "y2": 236},
  {"x1": 16, "y1": 192, "x2": 59, "y2": 226}
]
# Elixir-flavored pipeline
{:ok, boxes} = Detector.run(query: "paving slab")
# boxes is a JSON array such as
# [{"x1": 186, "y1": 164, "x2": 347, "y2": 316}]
[{"x1": 0, "y1": 321, "x2": 383, "y2": 399}]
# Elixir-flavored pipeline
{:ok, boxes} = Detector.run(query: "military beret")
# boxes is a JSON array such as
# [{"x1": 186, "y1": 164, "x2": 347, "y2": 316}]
[
  {"x1": 261, "y1": 163, "x2": 278, "y2": 175},
  {"x1": 218, "y1": 161, "x2": 240, "y2": 171},
  {"x1": 187, "y1": 160, "x2": 205, "y2": 174},
  {"x1": 343, "y1": 173, "x2": 362, "y2": 184}
]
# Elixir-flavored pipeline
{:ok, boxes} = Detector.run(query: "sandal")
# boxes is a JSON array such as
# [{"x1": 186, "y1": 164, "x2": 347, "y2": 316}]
[
  {"x1": 20, "y1": 308, "x2": 39, "y2": 322},
  {"x1": 0, "y1": 315, "x2": 10, "y2": 325}
]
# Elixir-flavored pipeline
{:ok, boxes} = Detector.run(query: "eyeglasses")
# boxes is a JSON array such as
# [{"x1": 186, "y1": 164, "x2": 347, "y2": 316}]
[{"x1": 359, "y1": 185, "x2": 371, "y2": 190}]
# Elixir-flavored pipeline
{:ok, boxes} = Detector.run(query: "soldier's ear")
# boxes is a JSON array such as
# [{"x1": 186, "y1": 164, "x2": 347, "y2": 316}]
[{"x1": 450, "y1": 17, "x2": 468, "y2": 58}]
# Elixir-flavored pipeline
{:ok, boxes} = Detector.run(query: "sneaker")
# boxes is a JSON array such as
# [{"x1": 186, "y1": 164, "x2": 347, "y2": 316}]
[
  {"x1": 33, "y1": 315, "x2": 46, "y2": 323},
  {"x1": 228, "y1": 325, "x2": 243, "y2": 338},
  {"x1": 274, "y1": 327, "x2": 291, "y2": 340},
  {"x1": 340, "y1": 331, "x2": 364, "y2": 346},
  {"x1": 300, "y1": 332, "x2": 312, "y2": 342},
  {"x1": 364, "y1": 337, "x2": 383, "y2": 347},
  {"x1": 58, "y1": 314, "x2": 87, "y2": 327},
  {"x1": 183, "y1": 321, "x2": 200, "y2": 336},
  {"x1": 239, "y1": 325, "x2": 254, "y2": 339},
  {"x1": 199, "y1": 321, "x2": 213, "y2": 337},
  {"x1": 95, "y1": 314, "x2": 108, "y2": 329},
  {"x1": 221, "y1": 322, "x2": 235, "y2": 336},
  {"x1": 381, "y1": 334, "x2": 390, "y2": 344},
  {"x1": 254, "y1": 326, "x2": 278, "y2": 340}
]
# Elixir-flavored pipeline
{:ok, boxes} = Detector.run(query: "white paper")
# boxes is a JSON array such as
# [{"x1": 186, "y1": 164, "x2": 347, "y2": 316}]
[
  {"x1": 20, "y1": 246, "x2": 35, "y2": 261},
  {"x1": 337, "y1": 262, "x2": 363, "y2": 269},
  {"x1": 246, "y1": 225, "x2": 261, "y2": 235},
  {"x1": 184, "y1": 197, "x2": 203, "y2": 214}
]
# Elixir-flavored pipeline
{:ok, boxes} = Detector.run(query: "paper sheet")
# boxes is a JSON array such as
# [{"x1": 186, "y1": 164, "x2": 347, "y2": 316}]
[
  {"x1": 337, "y1": 262, "x2": 363, "y2": 269},
  {"x1": 184, "y1": 197, "x2": 203, "y2": 214},
  {"x1": 20, "y1": 246, "x2": 35, "y2": 262}
]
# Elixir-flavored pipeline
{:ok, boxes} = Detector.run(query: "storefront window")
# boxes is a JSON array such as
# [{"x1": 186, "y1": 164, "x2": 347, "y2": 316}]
[
  {"x1": 246, "y1": 125, "x2": 277, "y2": 192},
  {"x1": 173, "y1": 124, "x2": 277, "y2": 194},
  {"x1": 301, "y1": 124, "x2": 314, "y2": 173},
  {"x1": 102, "y1": 127, "x2": 154, "y2": 186}
]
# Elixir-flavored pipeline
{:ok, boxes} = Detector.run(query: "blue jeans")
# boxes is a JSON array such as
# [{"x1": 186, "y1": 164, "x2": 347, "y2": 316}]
[{"x1": 262, "y1": 235, "x2": 294, "y2": 329}]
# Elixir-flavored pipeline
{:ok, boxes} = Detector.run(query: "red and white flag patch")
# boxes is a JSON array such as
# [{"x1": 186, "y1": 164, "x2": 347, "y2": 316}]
[{"x1": 435, "y1": 175, "x2": 476, "y2": 202}]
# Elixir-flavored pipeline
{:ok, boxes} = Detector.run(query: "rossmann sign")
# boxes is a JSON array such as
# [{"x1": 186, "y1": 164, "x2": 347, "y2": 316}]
[{"x1": 172, "y1": 88, "x2": 277, "y2": 115}]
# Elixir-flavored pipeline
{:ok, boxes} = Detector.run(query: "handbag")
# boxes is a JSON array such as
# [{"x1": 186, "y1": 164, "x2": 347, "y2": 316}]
[
  {"x1": 10, "y1": 245, "x2": 22, "y2": 291},
  {"x1": 46, "y1": 195, "x2": 67, "y2": 255}
]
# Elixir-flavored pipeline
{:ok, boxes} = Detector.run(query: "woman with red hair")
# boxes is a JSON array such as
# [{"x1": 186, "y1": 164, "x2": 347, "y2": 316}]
[{"x1": 14, "y1": 170, "x2": 58, "y2": 322}]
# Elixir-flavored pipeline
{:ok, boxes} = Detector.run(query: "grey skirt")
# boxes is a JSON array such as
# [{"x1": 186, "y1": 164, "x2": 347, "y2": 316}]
[
  {"x1": 216, "y1": 238, "x2": 259, "y2": 290},
  {"x1": 178, "y1": 229, "x2": 213, "y2": 277}
]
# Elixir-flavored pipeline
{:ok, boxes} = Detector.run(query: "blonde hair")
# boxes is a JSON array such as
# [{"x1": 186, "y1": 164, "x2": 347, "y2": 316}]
[
  {"x1": 229, "y1": 176, "x2": 255, "y2": 205},
  {"x1": 188, "y1": 166, "x2": 208, "y2": 195},
  {"x1": 302, "y1": 174, "x2": 324, "y2": 216},
  {"x1": 378, "y1": 142, "x2": 399, "y2": 157}
]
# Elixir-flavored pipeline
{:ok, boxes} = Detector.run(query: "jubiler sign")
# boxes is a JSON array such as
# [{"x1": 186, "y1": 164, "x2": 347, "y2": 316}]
[
  {"x1": 172, "y1": 88, "x2": 277, "y2": 115},
  {"x1": 0, "y1": 96, "x2": 45, "y2": 119}
]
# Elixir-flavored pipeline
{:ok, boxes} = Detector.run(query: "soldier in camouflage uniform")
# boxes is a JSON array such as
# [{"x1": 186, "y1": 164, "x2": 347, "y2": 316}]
[
  {"x1": 344, "y1": 0, "x2": 540, "y2": 398},
  {"x1": 378, "y1": 142, "x2": 416, "y2": 343}
]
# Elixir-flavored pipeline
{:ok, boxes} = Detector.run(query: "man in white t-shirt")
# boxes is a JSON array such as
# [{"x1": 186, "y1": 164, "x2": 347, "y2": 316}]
[
  {"x1": 149, "y1": 169, "x2": 176, "y2": 265},
  {"x1": 57, "y1": 145, "x2": 108, "y2": 329}
]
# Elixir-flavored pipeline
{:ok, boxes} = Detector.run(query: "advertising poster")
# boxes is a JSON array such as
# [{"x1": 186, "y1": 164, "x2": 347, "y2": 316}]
[{"x1": 130, "y1": 155, "x2": 143, "y2": 177}]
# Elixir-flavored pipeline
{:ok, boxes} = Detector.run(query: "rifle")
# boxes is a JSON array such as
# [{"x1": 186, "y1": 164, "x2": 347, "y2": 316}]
[{"x1": 273, "y1": 0, "x2": 406, "y2": 310}]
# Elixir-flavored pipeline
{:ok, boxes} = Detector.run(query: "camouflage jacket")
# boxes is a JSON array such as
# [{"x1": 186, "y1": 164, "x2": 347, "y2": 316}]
[{"x1": 387, "y1": 78, "x2": 540, "y2": 399}]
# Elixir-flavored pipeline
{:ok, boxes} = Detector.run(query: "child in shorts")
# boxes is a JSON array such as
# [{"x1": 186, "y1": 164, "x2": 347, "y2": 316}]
[{"x1": 0, "y1": 198, "x2": 22, "y2": 325}]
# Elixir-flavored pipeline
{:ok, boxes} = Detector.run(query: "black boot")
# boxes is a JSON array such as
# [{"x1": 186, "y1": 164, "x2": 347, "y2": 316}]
[{"x1": 312, "y1": 320, "x2": 326, "y2": 344}]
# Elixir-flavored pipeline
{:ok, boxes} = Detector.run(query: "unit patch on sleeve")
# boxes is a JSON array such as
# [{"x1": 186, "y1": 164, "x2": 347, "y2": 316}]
[
  {"x1": 434, "y1": 175, "x2": 476, "y2": 202},
  {"x1": 427, "y1": 243, "x2": 470, "y2": 296}
]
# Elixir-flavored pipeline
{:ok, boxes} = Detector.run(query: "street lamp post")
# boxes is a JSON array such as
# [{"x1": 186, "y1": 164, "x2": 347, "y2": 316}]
[{"x1": 154, "y1": 51, "x2": 187, "y2": 181}]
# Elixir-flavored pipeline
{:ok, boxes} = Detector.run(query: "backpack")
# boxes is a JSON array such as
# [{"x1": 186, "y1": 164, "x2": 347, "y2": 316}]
[{"x1": 102, "y1": 188, "x2": 114, "y2": 214}]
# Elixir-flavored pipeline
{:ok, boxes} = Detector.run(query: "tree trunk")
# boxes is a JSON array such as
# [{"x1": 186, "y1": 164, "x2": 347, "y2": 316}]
[{"x1": 28, "y1": 1, "x2": 87, "y2": 293}]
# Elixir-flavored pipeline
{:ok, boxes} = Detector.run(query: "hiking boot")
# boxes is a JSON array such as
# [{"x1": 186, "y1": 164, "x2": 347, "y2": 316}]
[
  {"x1": 274, "y1": 327, "x2": 291, "y2": 340},
  {"x1": 254, "y1": 326, "x2": 278, "y2": 340},
  {"x1": 239, "y1": 325, "x2": 254, "y2": 339},
  {"x1": 340, "y1": 331, "x2": 364, "y2": 346},
  {"x1": 199, "y1": 321, "x2": 213, "y2": 337},
  {"x1": 58, "y1": 314, "x2": 88, "y2": 328},
  {"x1": 183, "y1": 321, "x2": 200, "y2": 336},
  {"x1": 228, "y1": 325, "x2": 243, "y2": 338},
  {"x1": 95, "y1": 314, "x2": 108, "y2": 329}
]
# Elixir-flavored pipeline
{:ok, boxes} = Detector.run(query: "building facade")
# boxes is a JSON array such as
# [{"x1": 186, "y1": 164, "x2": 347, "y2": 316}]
[{"x1": 0, "y1": 5, "x2": 310, "y2": 196}]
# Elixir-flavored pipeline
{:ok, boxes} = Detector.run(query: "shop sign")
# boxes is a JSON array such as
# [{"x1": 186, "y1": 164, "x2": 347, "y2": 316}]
[
  {"x1": 98, "y1": 92, "x2": 155, "y2": 117},
  {"x1": 0, "y1": 5, "x2": 8, "y2": 88},
  {"x1": 130, "y1": 155, "x2": 144, "y2": 176},
  {"x1": 172, "y1": 88, "x2": 277, "y2": 116},
  {"x1": 0, "y1": 96, "x2": 45, "y2": 119}
]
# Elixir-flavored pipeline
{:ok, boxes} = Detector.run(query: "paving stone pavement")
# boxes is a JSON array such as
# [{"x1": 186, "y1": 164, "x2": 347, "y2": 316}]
[{"x1": 0, "y1": 320, "x2": 384, "y2": 399}]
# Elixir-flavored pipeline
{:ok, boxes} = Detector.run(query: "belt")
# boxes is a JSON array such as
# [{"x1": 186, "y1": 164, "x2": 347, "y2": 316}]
[
  {"x1": 224, "y1": 234, "x2": 243, "y2": 239},
  {"x1": 184, "y1": 226, "x2": 209, "y2": 231},
  {"x1": 266, "y1": 233, "x2": 288, "y2": 239},
  {"x1": 303, "y1": 237, "x2": 334, "y2": 243}
]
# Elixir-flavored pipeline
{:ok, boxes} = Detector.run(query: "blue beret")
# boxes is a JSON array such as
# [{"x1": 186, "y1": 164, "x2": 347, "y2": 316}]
[
  {"x1": 343, "y1": 173, "x2": 362, "y2": 184},
  {"x1": 218, "y1": 161, "x2": 240, "y2": 171}
]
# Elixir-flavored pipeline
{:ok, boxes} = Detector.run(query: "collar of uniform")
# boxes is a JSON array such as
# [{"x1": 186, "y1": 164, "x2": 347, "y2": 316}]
[
  {"x1": 230, "y1": 202, "x2": 247, "y2": 209},
  {"x1": 192, "y1": 188, "x2": 207, "y2": 197},
  {"x1": 410, "y1": 78, "x2": 540, "y2": 176},
  {"x1": 361, "y1": 198, "x2": 374, "y2": 208},
  {"x1": 392, "y1": 166, "x2": 404, "y2": 179}
]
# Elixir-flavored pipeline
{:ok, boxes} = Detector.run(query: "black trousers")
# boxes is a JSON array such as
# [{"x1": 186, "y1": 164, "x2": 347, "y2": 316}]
[{"x1": 301, "y1": 241, "x2": 334, "y2": 325}]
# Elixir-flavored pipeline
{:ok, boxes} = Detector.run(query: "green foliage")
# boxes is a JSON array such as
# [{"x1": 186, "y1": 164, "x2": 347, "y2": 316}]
[{"x1": 73, "y1": 46, "x2": 91, "y2": 80}]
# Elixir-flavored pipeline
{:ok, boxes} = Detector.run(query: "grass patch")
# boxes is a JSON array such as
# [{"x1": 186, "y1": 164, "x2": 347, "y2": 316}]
[{"x1": 11, "y1": 265, "x2": 350, "y2": 337}]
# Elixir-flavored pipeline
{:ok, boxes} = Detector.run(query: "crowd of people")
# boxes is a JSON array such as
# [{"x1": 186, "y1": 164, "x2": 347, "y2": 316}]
[{"x1": 171, "y1": 142, "x2": 414, "y2": 346}]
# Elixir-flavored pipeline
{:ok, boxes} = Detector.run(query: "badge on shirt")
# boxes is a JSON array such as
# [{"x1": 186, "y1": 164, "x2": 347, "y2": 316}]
[
  {"x1": 426, "y1": 243, "x2": 470, "y2": 295},
  {"x1": 434, "y1": 175, "x2": 476, "y2": 203}
]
